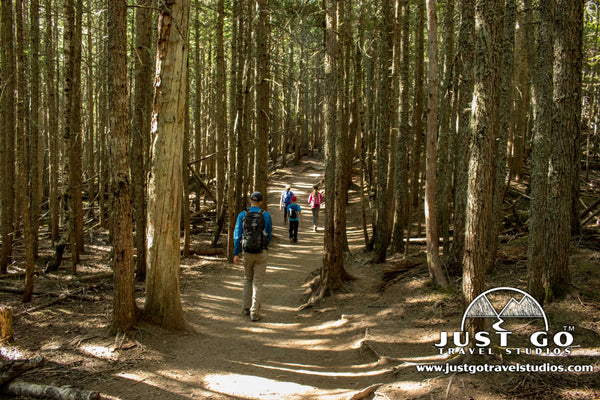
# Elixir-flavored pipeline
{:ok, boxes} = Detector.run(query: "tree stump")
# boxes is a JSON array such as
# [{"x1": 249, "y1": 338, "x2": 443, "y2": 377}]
[{"x1": 0, "y1": 307, "x2": 13, "y2": 343}]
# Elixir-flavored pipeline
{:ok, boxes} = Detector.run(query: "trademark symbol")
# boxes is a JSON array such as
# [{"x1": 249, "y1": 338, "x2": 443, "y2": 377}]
[{"x1": 563, "y1": 325, "x2": 575, "y2": 332}]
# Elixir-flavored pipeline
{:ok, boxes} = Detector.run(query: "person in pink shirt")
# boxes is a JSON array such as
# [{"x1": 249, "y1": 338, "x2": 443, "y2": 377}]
[{"x1": 307, "y1": 185, "x2": 323, "y2": 232}]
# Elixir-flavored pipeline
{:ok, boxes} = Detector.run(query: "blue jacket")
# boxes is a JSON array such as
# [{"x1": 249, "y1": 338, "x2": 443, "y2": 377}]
[{"x1": 233, "y1": 207, "x2": 273, "y2": 256}]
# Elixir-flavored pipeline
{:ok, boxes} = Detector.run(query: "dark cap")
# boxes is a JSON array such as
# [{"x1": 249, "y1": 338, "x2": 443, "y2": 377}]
[
  {"x1": 250, "y1": 191, "x2": 263, "y2": 202},
  {"x1": 291, "y1": 195, "x2": 297, "y2": 201}
]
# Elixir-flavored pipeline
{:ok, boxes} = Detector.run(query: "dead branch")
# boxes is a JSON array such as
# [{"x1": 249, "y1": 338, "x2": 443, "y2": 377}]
[
  {"x1": 188, "y1": 164, "x2": 216, "y2": 203},
  {"x1": 18, "y1": 290, "x2": 100, "y2": 316},
  {"x1": 1, "y1": 380, "x2": 99, "y2": 400},
  {"x1": 580, "y1": 197, "x2": 600, "y2": 219}
]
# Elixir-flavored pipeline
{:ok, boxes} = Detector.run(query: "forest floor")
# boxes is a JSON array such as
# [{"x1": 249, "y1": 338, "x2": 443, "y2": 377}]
[{"x1": 1, "y1": 157, "x2": 600, "y2": 400}]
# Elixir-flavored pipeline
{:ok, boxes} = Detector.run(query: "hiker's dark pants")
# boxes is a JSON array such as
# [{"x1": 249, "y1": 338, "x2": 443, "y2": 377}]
[
  {"x1": 289, "y1": 220, "x2": 299, "y2": 242},
  {"x1": 283, "y1": 206, "x2": 291, "y2": 224}
]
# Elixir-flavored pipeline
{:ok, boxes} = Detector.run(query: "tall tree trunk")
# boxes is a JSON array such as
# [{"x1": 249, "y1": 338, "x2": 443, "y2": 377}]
[
  {"x1": 215, "y1": 0, "x2": 227, "y2": 233},
  {"x1": 528, "y1": 0, "x2": 552, "y2": 304},
  {"x1": 392, "y1": 0, "x2": 410, "y2": 253},
  {"x1": 488, "y1": 0, "x2": 516, "y2": 271},
  {"x1": 255, "y1": 0, "x2": 270, "y2": 206},
  {"x1": 437, "y1": 0, "x2": 455, "y2": 256},
  {"x1": 320, "y1": 0, "x2": 345, "y2": 296},
  {"x1": 15, "y1": 0, "x2": 35, "y2": 302},
  {"x1": 182, "y1": 78, "x2": 191, "y2": 258},
  {"x1": 0, "y1": 0, "x2": 16, "y2": 274},
  {"x1": 449, "y1": 0, "x2": 474, "y2": 274},
  {"x1": 545, "y1": 0, "x2": 583, "y2": 300},
  {"x1": 45, "y1": 0, "x2": 60, "y2": 244},
  {"x1": 73, "y1": 0, "x2": 84, "y2": 256},
  {"x1": 144, "y1": 0, "x2": 190, "y2": 330},
  {"x1": 85, "y1": 9, "x2": 95, "y2": 222},
  {"x1": 63, "y1": 0, "x2": 84, "y2": 271},
  {"x1": 109, "y1": 0, "x2": 136, "y2": 333},
  {"x1": 132, "y1": 0, "x2": 153, "y2": 281},
  {"x1": 425, "y1": 0, "x2": 449, "y2": 288},
  {"x1": 226, "y1": 0, "x2": 241, "y2": 262},
  {"x1": 462, "y1": 0, "x2": 499, "y2": 335},
  {"x1": 30, "y1": 0, "x2": 41, "y2": 259},
  {"x1": 411, "y1": 0, "x2": 425, "y2": 212},
  {"x1": 373, "y1": 0, "x2": 395, "y2": 263}
]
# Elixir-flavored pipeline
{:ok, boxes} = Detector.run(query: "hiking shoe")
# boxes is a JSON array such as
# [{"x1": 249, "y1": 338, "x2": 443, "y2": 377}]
[
  {"x1": 243, "y1": 308, "x2": 250, "y2": 315},
  {"x1": 250, "y1": 313, "x2": 261, "y2": 322},
  {"x1": 289, "y1": 238, "x2": 293, "y2": 244}
]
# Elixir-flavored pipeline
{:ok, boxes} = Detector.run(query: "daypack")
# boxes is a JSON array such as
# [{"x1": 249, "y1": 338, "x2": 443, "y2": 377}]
[
  {"x1": 242, "y1": 210, "x2": 266, "y2": 253},
  {"x1": 282, "y1": 190, "x2": 293, "y2": 205},
  {"x1": 313, "y1": 192, "x2": 321, "y2": 206},
  {"x1": 289, "y1": 206, "x2": 298, "y2": 220}
]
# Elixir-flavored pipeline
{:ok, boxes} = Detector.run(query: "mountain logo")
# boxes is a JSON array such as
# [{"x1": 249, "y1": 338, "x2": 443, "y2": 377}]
[{"x1": 461, "y1": 287, "x2": 549, "y2": 332}]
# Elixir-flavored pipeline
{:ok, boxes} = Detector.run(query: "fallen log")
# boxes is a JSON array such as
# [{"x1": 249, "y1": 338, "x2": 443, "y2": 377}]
[
  {"x1": 1, "y1": 381, "x2": 99, "y2": 400},
  {"x1": 190, "y1": 247, "x2": 224, "y2": 256},
  {"x1": 0, "y1": 356, "x2": 44, "y2": 385}
]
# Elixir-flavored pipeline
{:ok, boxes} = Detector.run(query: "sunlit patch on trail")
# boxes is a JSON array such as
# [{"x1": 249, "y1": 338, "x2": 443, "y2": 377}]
[{"x1": 202, "y1": 372, "x2": 348, "y2": 399}]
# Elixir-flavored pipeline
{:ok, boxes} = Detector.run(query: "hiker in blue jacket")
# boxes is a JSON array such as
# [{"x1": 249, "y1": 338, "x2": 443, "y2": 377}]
[
  {"x1": 233, "y1": 191, "x2": 272, "y2": 321},
  {"x1": 287, "y1": 196, "x2": 303, "y2": 243},
  {"x1": 279, "y1": 185, "x2": 294, "y2": 225}
]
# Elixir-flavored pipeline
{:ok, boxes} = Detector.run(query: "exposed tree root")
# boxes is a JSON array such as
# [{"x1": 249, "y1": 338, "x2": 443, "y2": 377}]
[{"x1": 346, "y1": 383, "x2": 383, "y2": 400}]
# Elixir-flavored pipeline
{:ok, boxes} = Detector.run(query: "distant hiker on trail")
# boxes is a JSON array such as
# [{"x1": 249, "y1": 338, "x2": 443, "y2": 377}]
[
  {"x1": 280, "y1": 185, "x2": 294, "y2": 225},
  {"x1": 233, "y1": 191, "x2": 273, "y2": 322},
  {"x1": 287, "y1": 196, "x2": 303, "y2": 243},
  {"x1": 308, "y1": 185, "x2": 324, "y2": 232}
]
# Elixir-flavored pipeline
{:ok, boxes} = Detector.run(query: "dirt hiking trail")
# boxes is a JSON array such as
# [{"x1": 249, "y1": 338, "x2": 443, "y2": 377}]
[{"x1": 105, "y1": 158, "x2": 441, "y2": 400}]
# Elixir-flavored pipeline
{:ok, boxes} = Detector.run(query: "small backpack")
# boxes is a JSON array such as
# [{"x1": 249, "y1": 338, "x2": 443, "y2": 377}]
[
  {"x1": 313, "y1": 192, "x2": 321, "y2": 206},
  {"x1": 283, "y1": 190, "x2": 293, "y2": 205},
  {"x1": 289, "y1": 206, "x2": 298, "y2": 220},
  {"x1": 242, "y1": 210, "x2": 266, "y2": 253}
]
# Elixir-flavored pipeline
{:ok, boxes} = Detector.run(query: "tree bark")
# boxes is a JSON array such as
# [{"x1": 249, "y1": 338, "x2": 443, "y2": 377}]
[
  {"x1": 1, "y1": 0, "x2": 16, "y2": 274},
  {"x1": 30, "y1": 0, "x2": 41, "y2": 259},
  {"x1": 45, "y1": 0, "x2": 60, "y2": 244},
  {"x1": 528, "y1": 0, "x2": 552, "y2": 304},
  {"x1": 131, "y1": 0, "x2": 153, "y2": 282},
  {"x1": 320, "y1": 0, "x2": 345, "y2": 295},
  {"x1": 392, "y1": 0, "x2": 410, "y2": 254},
  {"x1": 255, "y1": 0, "x2": 270, "y2": 207},
  {"x1": 545, "y1": 0, "x2": 583, "y2": 300},
  {"x1": 108, "y1": 0, "x2": 137, "y2": 333},
  {"x1": 425, "y1": 0, "x2": 449, "y2": 288},
  {"x1": 373, "y1": 0, "x2": 395, "y2": 263},
  {"x1": 145, "y1": 0, "x2": 190, "y2": 330},
  {"x1": 15, "y1": 0, "x2": 35, "y2": 302},
  {"x1": 449, "y1": 0, "x2": 474, "y2": 274},
  {"x1": 215, "y1": 0, "x2": 227, "y2": 227},
  {"x1": 462, "y1": 0, "x2": 499, "y2": 335}
]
